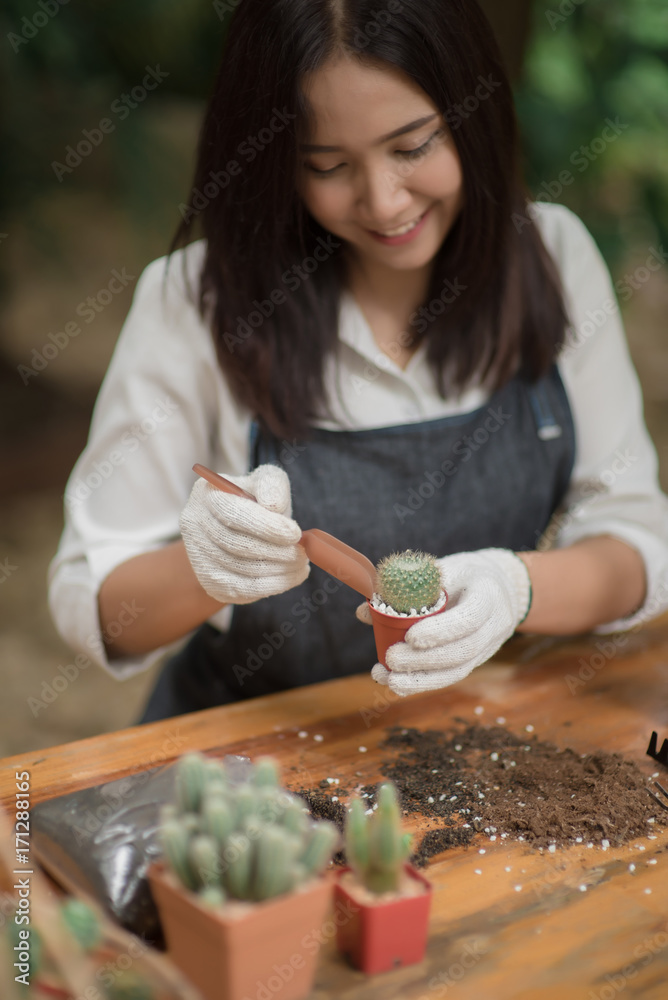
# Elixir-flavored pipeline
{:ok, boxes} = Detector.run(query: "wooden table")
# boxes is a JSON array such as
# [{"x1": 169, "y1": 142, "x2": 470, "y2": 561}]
[{"x1": 2, "y1": 621, "x2": 668, "y2": 1000}]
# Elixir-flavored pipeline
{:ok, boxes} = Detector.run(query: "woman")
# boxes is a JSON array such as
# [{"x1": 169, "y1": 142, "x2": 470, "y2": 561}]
[{"x1": 48, "y1": 0, "x2": 668, "y2": 722}]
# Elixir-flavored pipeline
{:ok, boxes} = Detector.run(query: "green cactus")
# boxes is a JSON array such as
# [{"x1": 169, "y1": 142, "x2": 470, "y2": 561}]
[
  {"x1": 202, "y1": 791, "x2": 234, "y2": 846},
  {"x1": 223, "y1": 830, "x2": 254, "y2": 899},
  {"x1": 234, "y1": 784, "x2": 259, "y2": 825},
  {"x1": 159, "y1": 815, "x2": 197, "y2": 891},
  {"x1": 60, "y1": 898, "x2": 102, "y2": 951},
  {"x1": 253, "y1": 827, "x2": 300, "y2": 900},
  {"x1": 160, "y1": 803, "x2": 178, "y2": 825},
  {"x1": 252, "y1": 758, "x2": 280, "y2": 788},
  {"x1": 282, "y1": 799, "x2": 310, "y2": 836},
  {"x1": 300, "y1": 822, "x2": 340, "y2": 877},
  {"x1": 175, "y1": 752, "x2": 209, "y2": 814},
  {"x1": 344, "y1": 799, "x2": 369, "y2": 873},
  {"x1": 344, "y1": 782, "x2": 413, "y2": 894},
  {"x1": 188, "y1": 834, "x2": 221, "y2": 890},
  {"x1": 375, "y1": 550, "x2": 442, "y2": 614},
  {"x1": 159, "y1": 754, "x2": 339, "y2": 905},
  {"x1": 199, "y1": 885, "x2": 227, "y2": 908},
  {"x1": 204, "y1": 757, "x2": 229, "y2": 789}
]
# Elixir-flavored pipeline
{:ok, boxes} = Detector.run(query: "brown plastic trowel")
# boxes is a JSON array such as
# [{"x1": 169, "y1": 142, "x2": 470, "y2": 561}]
[{"x1": 192, "y1": 464, "x2": 377, "y2": 599}]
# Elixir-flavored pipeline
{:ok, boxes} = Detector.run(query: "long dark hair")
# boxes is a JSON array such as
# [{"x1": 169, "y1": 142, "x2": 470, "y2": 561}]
[{"x1": 168, "y1": 0, "x2": 569, "y2": 439}]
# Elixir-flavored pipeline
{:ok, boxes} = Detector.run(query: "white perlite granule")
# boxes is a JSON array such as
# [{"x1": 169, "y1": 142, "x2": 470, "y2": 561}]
[{"x1": 369, "y1": 589, "x2": 447, "y2": 618}]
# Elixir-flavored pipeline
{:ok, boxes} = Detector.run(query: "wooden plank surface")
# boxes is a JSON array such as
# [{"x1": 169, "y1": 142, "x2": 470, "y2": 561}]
[{"x1": 2, "y1": 620, "x2": 668, "y2": 999}]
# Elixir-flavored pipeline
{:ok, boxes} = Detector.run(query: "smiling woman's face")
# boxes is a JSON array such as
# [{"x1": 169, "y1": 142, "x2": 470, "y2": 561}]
[{"x1": 297, "y1": 56, "x2": 464, "y2": 280}]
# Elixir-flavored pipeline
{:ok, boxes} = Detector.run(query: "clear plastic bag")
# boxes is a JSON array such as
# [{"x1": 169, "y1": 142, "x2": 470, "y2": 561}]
[{"x1": 30, "y1": 755, "x2": 251, "y2": 945}]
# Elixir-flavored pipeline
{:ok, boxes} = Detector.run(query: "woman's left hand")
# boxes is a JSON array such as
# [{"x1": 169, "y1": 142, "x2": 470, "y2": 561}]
[{"x1": 357, "y1": 548, "x2": 532, "y2": 696}]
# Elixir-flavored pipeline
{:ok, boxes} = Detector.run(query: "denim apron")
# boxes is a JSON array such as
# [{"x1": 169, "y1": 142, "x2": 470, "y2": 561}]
[{"x1": 136, "y1": 366, "x2": 575, "y2": 723}]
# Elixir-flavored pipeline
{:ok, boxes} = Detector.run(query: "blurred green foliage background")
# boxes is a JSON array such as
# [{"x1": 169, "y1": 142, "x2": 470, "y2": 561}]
[
  {"x1": 516, "y1": 0, "x2": 668, "y2": 268},
  {"x1": 1, "y1": 0, "x2": 221, "y2": 278},
  {"x1": 1, "y1": 0, "x2": 667, "y2": 276}
]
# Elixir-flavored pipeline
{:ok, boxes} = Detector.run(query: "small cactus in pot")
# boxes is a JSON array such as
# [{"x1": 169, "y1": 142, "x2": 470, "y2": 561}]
[
  {"x1": 156, "y1": 753, "x2": 338, "y2": 904},
  {"x1": 368, "y1": 550, "x2": 447, "y2": 669},
  {"x1": 344, "y1": 783, "x2": 413, "y2": 894},
  {"x1": 148, "y1": 753, "x2": 340, "y2": 1000},
  {"x1": 375, "y1": 549, "x2": 442, "y2": 615},
  {"x1": 335, "y1": 780, "x2": 433, "y2": 974}
]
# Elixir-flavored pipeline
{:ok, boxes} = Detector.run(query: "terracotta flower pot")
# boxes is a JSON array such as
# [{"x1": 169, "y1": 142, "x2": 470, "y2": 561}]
[
  {"x1": 367, "y1": 593, "x2": 448, "y2": 669},
  {"x1": 333, "y1": 864, "x2": 432, "y2": 974},
  {"x1": 147, "y1": 861, "x2": 332, "y2": 1000}
]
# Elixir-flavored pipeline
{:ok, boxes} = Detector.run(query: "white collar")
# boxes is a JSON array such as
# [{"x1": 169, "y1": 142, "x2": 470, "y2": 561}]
[{"x1": 338, "y1": 288, "x2": 428, "y2": 376}]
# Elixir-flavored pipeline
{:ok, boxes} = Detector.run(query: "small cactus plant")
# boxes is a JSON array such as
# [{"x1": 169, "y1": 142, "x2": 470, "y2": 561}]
[
  {"x1": 4, "y1": 899, "x2": 155, "y2": 999},
  {"x1": 158, "y1": 753, "x2": 339, "y2": 904},
  {"x1": 344, "y1": 782, "x2": 413, "y2": 894},
  {"x1": 375, "y1": 549, "x2": 442, "y2": 614}
]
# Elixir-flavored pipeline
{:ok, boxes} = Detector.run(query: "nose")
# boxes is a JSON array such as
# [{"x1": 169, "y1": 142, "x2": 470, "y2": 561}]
[{"x1": 356, "y1": 161, "x2": 412, "y2": 227}]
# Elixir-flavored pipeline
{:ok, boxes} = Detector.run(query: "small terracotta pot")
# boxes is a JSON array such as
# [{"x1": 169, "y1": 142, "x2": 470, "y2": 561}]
[
  {"x1": 147, "y1": 862, "x2": 332, "y2": 1000},
  {"x1": 333, "y1": 864, "x2": 432, "y2": 974},
  {"x1": 367, "y1": 592, "x2": 448, "y2": 669}
]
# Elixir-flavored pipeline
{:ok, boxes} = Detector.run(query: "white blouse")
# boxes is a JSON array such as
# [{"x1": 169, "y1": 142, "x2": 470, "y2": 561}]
[{"x1": 47, "y1": 202, "x2": 668, "y2": 679}]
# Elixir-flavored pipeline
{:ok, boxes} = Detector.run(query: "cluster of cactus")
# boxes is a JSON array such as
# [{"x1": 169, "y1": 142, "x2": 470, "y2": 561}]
[
  {"x1": 159, "y1": 753, "x2": 339, "y2": 905},
  {"x1": 5, "y1": 899, "x2": 153, "y2": 999},
  {"x1": 375, "y1": 549, "x2": 442, "y2": 614},
  {"x1": 344, "y1": 782, "x2": 413, "y2": 894}
]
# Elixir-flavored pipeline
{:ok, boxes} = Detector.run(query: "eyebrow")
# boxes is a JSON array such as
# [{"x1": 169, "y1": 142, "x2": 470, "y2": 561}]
[{"x1": 298, "y1": 113, "x2": 438, "y2": 153}]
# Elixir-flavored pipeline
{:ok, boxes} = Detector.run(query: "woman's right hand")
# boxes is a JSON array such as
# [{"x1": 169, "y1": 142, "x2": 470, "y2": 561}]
[{"x1": 179, "y1": 464, "x2": 310, "y2": 605}]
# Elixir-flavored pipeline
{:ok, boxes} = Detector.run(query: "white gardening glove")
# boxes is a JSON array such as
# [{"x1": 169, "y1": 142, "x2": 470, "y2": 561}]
[
  {"x1": 357, "y1": 548, "x2": 532, "y2": 696},
  {"x1": 179, "y1": 464, "x2": 309, "y2": 605}
]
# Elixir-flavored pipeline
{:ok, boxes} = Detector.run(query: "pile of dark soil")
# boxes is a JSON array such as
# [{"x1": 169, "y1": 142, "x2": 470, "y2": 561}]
[
  {"x1": 298, "y1": 787, "x2": 348, "y2": 828},
  {"x1": 382, "y1": 724, "x2": 665, "y2": 857},
  {"x1": 297, "y1": 723, "x2": 666, "y2": 864}
]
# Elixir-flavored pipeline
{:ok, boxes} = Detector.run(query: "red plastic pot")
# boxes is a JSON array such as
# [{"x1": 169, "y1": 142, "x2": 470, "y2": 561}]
[
  {"x1": 333, "y1": 864, "x2": 432, "y2": 974},
  {"x1": 367, "y1": 593, "x2": 448, "y2": 669}
]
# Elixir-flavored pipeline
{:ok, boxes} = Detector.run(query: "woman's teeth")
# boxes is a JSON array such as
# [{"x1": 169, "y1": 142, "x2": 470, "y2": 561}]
[{"x1": 374, "y1": 211, "x2": 426, "y2": 237}]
